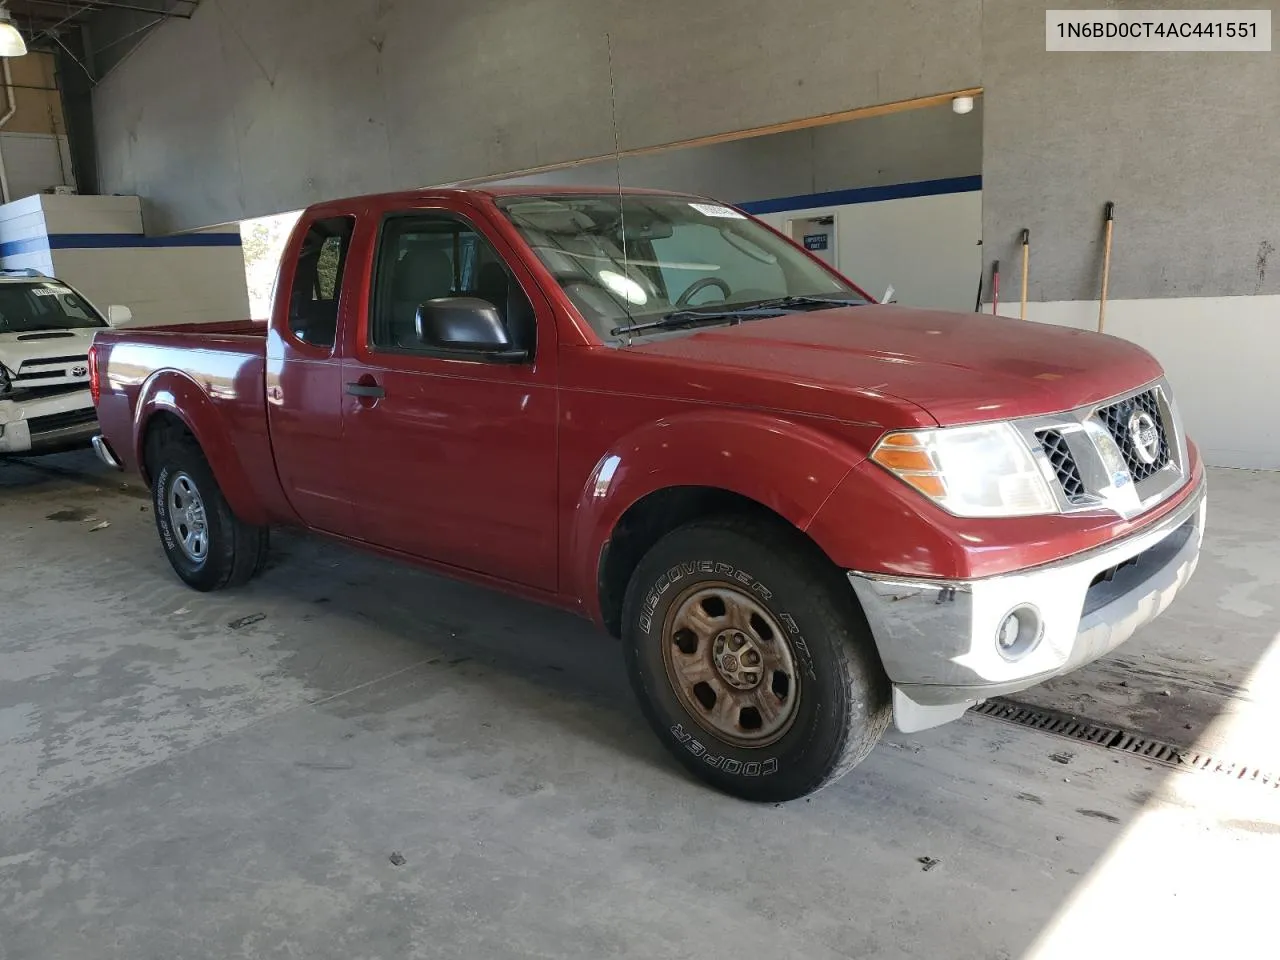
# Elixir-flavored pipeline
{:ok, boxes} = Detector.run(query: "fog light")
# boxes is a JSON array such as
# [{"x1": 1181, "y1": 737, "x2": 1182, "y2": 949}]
[{"x1": 995, "y1": 605, "x2": 1042, "y2": 661}]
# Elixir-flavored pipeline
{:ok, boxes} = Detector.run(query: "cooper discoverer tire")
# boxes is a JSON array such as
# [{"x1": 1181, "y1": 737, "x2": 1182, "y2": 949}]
[
  {"x1": 150, "y1": 435, "x2": 268, "y2": 592},
  {"x1": 622, "y1": 516, "x2": 891, "y2": 802}
]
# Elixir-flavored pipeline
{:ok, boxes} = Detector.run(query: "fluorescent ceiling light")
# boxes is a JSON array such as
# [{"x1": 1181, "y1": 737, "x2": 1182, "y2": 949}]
[{"x1": 0, "y1": 5, "x2": 27, "y2": 58}]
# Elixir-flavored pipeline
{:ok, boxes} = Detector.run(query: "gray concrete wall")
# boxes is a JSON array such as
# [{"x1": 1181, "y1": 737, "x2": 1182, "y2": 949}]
[
  {"x1": 981, "y1": 0, "x2": 1280, "y2": 301},
  {"x1": 89, "y1": 0, "x2": 1278, "y2": 303},
  {"x1": 491, "y1": 102, "x2": 983, "y2": 202},
  {"x1": 88, "y1": 0, "x2": 981, "y2": 232}
]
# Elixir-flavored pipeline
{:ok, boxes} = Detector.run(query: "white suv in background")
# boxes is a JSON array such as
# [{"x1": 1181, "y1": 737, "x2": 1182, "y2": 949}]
[{"x1": 0, "y1": 269, "x2": 131, "y2": 456}]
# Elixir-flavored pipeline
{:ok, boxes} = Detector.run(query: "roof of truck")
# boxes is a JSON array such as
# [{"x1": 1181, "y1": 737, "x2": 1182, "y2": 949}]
[
  {"x1": 472, "y1": 184, "x2": 706, "y2": 199},
  {"x1": 319, "y1": 183, "x2": 712, "y2": 210}
]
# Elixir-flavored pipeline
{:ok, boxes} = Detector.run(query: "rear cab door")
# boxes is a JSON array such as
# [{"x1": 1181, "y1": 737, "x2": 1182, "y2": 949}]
[
  {"x1": 265, "y1": 205, "x2": 362, "y2": 536},
  {"x1": 336, "y1": 193, "x2": 561, "y2": 592}
]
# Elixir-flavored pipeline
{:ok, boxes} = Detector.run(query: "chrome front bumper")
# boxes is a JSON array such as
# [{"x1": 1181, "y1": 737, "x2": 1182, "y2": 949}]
[
  {"x1": 848, "y1": 476, "x2": 1207, "y2": 733},
  {"x1": 0, "y1": 391, "x2": 97, "y2": 454}
]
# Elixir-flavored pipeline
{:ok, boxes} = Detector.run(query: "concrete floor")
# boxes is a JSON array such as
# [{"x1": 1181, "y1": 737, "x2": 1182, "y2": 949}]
[{"x1": 1, "y1": 453, "x2": 1277, "y2": 959}]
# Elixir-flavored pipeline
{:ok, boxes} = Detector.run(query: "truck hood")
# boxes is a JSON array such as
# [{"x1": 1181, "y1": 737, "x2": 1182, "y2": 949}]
[
  {"x1": 627, "y1": 305, "x2": 1164, "y2": 425},
  {"x1": 0, "y1": 328, "x2": 96, "y2": 369}
]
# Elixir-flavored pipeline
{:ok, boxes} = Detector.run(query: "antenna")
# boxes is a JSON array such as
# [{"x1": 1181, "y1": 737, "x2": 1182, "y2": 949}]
[{"x1": 604, "y1": 33, "x2": 629, "y2": 279}]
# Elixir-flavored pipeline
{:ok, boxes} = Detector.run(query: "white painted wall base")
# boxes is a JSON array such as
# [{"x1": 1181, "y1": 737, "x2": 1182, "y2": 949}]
[{"x1": 991, "y1": 295, "x2": 1280, "y2": 470}]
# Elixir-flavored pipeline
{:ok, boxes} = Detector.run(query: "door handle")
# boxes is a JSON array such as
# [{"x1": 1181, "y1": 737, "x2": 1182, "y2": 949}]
[{"x1": 345, "y1": 381, "x2": 385, "y2": 399}]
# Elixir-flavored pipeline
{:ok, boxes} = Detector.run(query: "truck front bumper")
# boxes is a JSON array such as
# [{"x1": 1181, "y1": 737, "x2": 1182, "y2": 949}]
[
  {"x1": 848, "y1": 475, "x2": 1207, "y2": 733},
  {"x1": 0, "y1": 390, "x2": 98, "y2": 454}
]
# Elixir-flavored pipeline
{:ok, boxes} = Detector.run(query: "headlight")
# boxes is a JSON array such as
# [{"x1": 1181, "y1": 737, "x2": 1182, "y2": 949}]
[{"x1": 870, "y1": 422, "x2": 1058, "y2": 518}]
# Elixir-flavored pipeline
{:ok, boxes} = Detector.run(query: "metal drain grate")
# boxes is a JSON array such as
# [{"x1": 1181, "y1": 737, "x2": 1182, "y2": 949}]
[
  {"x1": 1178, "y1": 751, "x2": 1277, "y2": 787},
  {"x1": 972, "y1": 697, "x2": 1279, "y2": 789},
  {"x1": 1112, "y1": 732, "x2": 1183, "y2": 764},
  {"x1": 974, "y1": 699, "x2": 1121, "y2": 745}
]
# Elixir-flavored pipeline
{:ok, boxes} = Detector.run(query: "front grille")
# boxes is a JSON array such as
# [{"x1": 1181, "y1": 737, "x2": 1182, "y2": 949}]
[
  {"x1": 27, "y1": 407, "x2": 97, "y2": 435},
  {"x1": 12, "y1": 383, "x2": 87, "y2": 401},
  {"x1": 19, "y1": 354, "x2": 86, "y2": 368},
  {"x1": 16, "y1": 368, "x2": 86, "y2": 381},
  {"x1": 1096, "y1": 389, "x2": 1169, "y2": 483},
  {"x1": 1038, "y1": 429, "x2": 1086, "y2": 500}
]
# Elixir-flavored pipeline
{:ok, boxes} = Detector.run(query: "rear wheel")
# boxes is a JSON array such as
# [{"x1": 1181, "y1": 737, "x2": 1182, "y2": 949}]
[
  {"x1": 622, "y1": 517, "x2": 891, "y2": 802},
  {"x1": 150, "y1": 435, "x2": 268, "y2": 591}
]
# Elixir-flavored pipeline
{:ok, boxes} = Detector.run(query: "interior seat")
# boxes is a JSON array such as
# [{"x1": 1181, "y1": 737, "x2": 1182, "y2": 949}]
[{"x1": 390, "y1": 247, "x2": 454, "y2": 346}]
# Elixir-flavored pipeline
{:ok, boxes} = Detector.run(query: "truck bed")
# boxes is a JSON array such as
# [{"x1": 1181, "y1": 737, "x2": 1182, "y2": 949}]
[
  {"x1": 92, "y1": 319, "x2": 287, "y2": 523},
  {"x1": 129, "y1": 319, "x2": 269, "y2": 337}
]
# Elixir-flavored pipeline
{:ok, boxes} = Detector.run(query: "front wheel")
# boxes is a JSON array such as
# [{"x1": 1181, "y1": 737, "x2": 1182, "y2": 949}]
[
  {"x1": 622, "y1": 517, "x2": 891, "y2": 802},
  {"x1": 150, "y1": 435, "x2": 268, "y2": 592}
]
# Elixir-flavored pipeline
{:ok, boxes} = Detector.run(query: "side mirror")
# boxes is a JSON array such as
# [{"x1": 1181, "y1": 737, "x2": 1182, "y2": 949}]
[
  {"x1": 105, "y1": 304, "x2": 133, "y2": 327},
  {"x1": 414, "y1": 297, "x2": 528, "y2": 363}
]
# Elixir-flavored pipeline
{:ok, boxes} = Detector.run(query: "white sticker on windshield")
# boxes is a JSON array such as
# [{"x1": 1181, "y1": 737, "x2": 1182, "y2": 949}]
[
  {"x1": 31, "y1": 286, "x2": 69, "y2": 297},
  {"x1": 688, "y1": 202, "x2": 745, "y2": 219}
]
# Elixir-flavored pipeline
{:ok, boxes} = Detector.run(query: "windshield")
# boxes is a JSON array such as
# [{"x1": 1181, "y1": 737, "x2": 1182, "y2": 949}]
[
  {"x1": 0, "y1": 282, "x2": 105, "y2": 334},
  {"x1": 496, "y1": 194, "x2": 867, "y2": 341}
]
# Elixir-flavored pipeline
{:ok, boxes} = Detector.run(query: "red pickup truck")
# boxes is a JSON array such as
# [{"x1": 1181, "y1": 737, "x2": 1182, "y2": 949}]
[{"x1": 90, "y1": 186, "x2": 1206, "y2": 801}]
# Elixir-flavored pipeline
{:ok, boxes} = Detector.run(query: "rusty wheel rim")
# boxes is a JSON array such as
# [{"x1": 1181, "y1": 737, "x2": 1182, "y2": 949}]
[{"x1": 661, "y1": 581, "x2": 800, "y2": 748}]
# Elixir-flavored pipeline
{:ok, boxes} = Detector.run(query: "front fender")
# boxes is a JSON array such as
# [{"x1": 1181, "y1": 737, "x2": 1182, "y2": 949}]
[
  {"x1": 133, "y1": 369, "x2": 272, "y2": 526},
  {"x1": 566, "y1": 409, "x2": 866, "y2": 620}
]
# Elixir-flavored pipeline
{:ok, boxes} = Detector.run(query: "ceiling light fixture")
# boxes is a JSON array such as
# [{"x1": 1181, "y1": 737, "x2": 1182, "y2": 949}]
[
  {"x1": 952, "y1": 95, "x2": 975, "y2": 116},
  {"x1": 0, "y1": 4, "x2": 27, "y2": 58}
]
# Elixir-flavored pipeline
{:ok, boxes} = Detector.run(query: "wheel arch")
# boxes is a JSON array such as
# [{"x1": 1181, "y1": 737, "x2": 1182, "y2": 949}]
[
  {"x1": 567, "y1": 409, "x2": 867, "y2": 633},
  {"x1": 133, "y1": 370, "x2": 272, "y2": 525},
  {"x1": 595, "y1": 485, "x2": 844, "y2": 639}
]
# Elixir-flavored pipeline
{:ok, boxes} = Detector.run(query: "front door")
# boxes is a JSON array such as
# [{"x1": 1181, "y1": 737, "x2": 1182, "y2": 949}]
[{"x1": 339, "y1": 204, "x2": 559, "y2": 592}]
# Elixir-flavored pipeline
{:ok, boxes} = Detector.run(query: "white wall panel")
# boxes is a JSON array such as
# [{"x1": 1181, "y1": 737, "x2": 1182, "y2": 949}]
[
  {"x1": 757, "y1": 191, "x2": 983, "y2": 312},
  {"x1": 0, "y1": 133, "x2": 73, "y2": 202},
  {"x1": 995, "y1": 295, "x2": 1280, "y2": 470},
  {"x1": 51, "y1": 247, "x2": 250, "y2": 328},
  {"x1": 39, "y1": 194, "x2": 143, "y2": 235}
]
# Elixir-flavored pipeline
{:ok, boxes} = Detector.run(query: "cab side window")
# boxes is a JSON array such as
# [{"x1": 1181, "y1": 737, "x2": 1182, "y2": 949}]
[
  {"x1": 288, "y1": 216, "x2": 355, "y2": 348},
  {"x1": 370, "y1": 214, "x2": 536, "y2": 355}
]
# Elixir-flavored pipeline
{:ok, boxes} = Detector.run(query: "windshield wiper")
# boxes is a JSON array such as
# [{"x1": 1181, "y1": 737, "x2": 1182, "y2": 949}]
[
  {"x1": 610, "y1": 306, "x2": 785, "y2": 338},
  {"x1": 609, "y1": 295, "x2": 864, "y2": 338},
  {"x1": 747, "y1": 294, "x2": 867, "y2": 310}
]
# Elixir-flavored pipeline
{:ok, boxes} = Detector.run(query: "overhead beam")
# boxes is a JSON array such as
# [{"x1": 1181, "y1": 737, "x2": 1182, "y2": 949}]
[
  {"x1": 16, "y1": 0, "x2": 195, "y2": 18},
  {"x1": 448, "y1": 88, "x2": 986, "y2": 187}
]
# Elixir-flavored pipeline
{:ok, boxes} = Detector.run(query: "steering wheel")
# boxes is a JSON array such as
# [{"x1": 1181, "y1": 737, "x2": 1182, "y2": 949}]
[{"x1": 676, "y1": 277, "x2": 732, "y2": 308}]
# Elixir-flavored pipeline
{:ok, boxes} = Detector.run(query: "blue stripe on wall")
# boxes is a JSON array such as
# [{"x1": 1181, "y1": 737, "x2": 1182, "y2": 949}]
[
  {"x1": 0, "y1": 237, "x2": 52, "y2": 257},
  {"x1": 50, "y1": 233, "x2": 243, "y2": 249},
  {"x1": 0, "y1": 232, "x2": 243, "y2": 259},
  {"x1": 735, "y1": 175, "x2": 982, "y2": 216}
]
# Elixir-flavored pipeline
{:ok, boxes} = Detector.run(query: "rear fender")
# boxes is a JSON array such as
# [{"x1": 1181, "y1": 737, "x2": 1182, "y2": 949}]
[
  {"x1": 133, "y1": 370, "x2": 270, "y2": 526},
  {"x1": 567, "y1": 409, "x2": 864, "y2": 621}
]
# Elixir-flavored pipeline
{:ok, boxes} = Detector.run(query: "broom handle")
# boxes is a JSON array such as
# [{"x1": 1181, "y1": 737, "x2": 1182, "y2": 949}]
[
  {"x1": 1019, "y1": 229, "x2": 1029, "y2": 320},
  {"x1": 1098, "y1": 202, "x2": 1114, "y2": 333}
]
